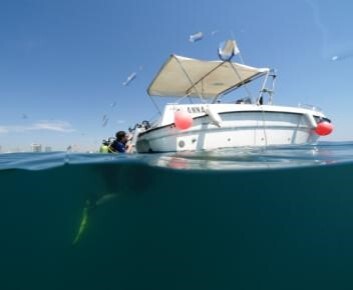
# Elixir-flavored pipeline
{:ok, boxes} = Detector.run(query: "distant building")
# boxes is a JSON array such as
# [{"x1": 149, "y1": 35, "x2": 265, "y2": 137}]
[{"x1": 31, "y1": 143, "x2": 42, "y2": 152}]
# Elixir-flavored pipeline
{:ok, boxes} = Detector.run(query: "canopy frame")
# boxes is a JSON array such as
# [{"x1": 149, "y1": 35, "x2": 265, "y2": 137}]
[{"x1": 146, "y1": 54, "x2": 271, "y2": 115}]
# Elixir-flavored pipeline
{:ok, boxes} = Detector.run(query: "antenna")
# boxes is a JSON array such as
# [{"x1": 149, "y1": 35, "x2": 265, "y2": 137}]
[{"x1": 218, "y1": 39, "x2": 253, "y2": 101}]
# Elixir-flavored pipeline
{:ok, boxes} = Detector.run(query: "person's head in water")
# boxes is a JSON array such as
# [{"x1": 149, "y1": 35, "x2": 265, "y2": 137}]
[
  {"x1": 116, "y1": 131, "x2": 128, "y2": 144},
  {"x1": 109, "y1": 131, "x2": 132, "y2": 153}
]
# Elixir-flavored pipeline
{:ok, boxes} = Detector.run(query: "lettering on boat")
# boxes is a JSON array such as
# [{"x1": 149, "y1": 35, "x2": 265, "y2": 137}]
[{"x1": 187, "y1": 106, "x2": 206, "y2": 114}]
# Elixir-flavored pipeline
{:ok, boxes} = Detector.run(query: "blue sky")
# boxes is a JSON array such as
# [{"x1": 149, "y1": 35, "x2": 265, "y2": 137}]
[{"x1": 1, "y1": 0, "x2": 353, "y2": 151}]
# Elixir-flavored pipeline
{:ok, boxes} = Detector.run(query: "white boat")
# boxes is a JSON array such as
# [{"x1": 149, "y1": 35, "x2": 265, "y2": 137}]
[{"x1": 130, "y1": 41, "x2": 333, "y2": 153}]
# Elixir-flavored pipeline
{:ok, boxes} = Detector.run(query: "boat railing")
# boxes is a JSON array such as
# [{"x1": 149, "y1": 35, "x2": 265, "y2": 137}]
[{"x1": 298, "y1": 103, "x2": 322, "y2": 112}]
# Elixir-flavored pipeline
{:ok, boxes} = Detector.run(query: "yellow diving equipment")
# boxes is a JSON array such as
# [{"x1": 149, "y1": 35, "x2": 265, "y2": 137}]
[{"x1": 72, "y1": 200, "x2": 90, "y2": 245}]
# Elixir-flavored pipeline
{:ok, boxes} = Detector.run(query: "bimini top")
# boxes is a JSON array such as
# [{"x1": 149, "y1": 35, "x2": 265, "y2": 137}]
[{"x1": 147, "y1": 54, "x2": 270, "y2": 99}]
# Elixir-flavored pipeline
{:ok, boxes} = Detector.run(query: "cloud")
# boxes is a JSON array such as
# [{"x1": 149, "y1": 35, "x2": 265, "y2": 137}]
[
  {"x1": 0, "y1": 120, "x2": 75, "y2": 134},
  {"x1": 33, "y1": 121, "x2": 75, "y2": 132},
  {"x1": 0, "y1": 127, "x2": 9, "y2": 134}
]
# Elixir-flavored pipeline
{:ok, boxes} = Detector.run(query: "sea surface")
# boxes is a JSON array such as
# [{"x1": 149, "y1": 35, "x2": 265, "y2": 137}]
[{"x1": 1, "y1": 142, "x2": 353, "y2": 290}]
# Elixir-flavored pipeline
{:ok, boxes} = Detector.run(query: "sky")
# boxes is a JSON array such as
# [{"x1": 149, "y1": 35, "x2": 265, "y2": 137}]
[{"x1": 1, "y1": 0, "x2": 353, "y2": 152}]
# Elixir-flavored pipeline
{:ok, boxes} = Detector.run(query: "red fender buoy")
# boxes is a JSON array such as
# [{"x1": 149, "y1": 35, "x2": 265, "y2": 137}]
[
  {"x1": 174, "y1": 111, "x2": 193, "y2": 130},
  {"x1": 315, "y1": 121, "x2": 333, "y2": 136}
]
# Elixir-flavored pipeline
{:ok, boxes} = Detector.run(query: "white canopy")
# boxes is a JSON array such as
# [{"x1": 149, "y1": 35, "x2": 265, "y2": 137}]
[{"x1": 147, "y1": 55, "x2": 270, "y2": 98}]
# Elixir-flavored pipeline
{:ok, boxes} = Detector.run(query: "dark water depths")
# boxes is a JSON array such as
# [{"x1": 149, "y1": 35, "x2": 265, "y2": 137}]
[{"x1": 1, "y1": 142, "x2": 353, "y2": 290}]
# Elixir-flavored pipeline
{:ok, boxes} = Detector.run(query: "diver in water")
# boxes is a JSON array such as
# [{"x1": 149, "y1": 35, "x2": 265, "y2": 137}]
[
  {"x1": 109, "y1": 131, "x2": 132, "y2": 153},
  {"x1": 74, "y1": 133, "x2": 134, "y2": 245}
]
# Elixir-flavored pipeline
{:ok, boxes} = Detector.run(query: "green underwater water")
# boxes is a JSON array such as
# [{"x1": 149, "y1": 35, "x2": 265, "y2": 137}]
[{"x1": 1, "y1": 144, "x2": 353, "y2": 290}]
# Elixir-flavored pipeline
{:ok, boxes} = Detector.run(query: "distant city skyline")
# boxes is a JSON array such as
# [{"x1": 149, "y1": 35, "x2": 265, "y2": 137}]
[{"x1": 0, "y1": 143, "x2": 93, "y2": 153}]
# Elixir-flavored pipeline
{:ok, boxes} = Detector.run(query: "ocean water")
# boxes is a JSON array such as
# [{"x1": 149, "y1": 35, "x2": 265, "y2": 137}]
[{"x1": 1, "y1": 142, "x2": 353, "y2": 290}]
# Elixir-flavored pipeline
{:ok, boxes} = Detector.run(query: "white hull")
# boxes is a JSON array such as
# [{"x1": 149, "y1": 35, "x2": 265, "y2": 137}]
[{"x1": 135, "y1": 104, "x2": 325, "y2": 153}]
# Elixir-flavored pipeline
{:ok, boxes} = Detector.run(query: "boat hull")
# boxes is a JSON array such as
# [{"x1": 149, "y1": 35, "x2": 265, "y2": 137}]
[{"x1": 135, "y1": 110, "x2": 321, "y2": 153}]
